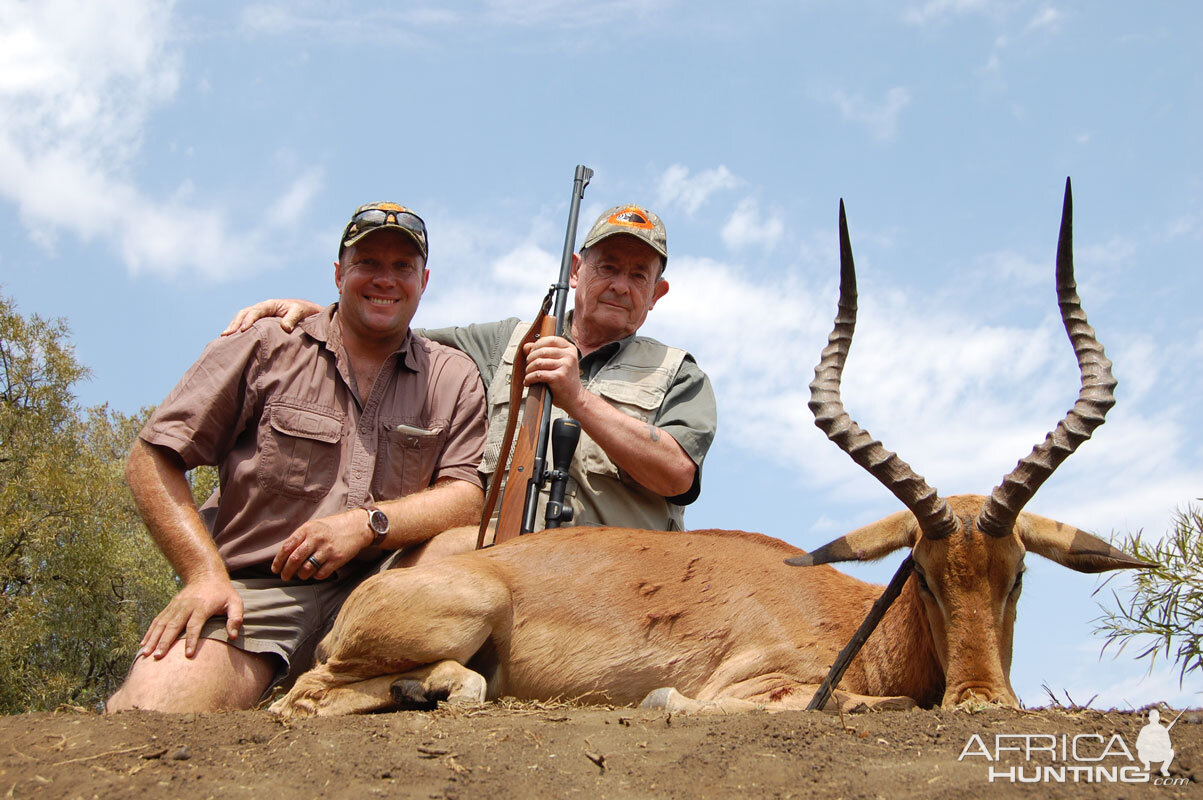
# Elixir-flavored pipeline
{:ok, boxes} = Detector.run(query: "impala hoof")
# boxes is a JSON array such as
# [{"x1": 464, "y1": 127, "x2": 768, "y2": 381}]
[
  {"x1": 390, "y1": 679, "x2": 450, "y2": 710},
  {"x1": 640, "y1": 687, "x2": 694, "y2": 712}
]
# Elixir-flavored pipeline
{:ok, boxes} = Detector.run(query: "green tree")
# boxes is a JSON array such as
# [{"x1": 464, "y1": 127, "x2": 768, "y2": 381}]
[
  {"x1": 0, "y1": 294, "x2": 176, "y2": 712},
  {"x1": 1095, "y1": 500, "x2": 1203, "y2": 683}
]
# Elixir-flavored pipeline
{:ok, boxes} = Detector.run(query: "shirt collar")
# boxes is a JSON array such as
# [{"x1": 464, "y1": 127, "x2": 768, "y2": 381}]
[
  {"x1": 301, "y1": 303, "x2": 420, "y2": 372},
  {"x1": 566, "y1": 310, "x2": 638, "y2": 367}
]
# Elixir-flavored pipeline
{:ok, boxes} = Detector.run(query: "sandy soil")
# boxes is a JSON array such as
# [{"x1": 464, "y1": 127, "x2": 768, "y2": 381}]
[{"x1": 2, "y1": 702, "x2": 1198, "y2": 799}]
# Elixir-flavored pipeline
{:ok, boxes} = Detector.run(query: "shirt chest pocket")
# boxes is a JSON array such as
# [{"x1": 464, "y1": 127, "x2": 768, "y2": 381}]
[
  {"x1": 373, "y1": 422, "x2": 445, "y2": 499},
  {"x1": 258, "y1": 403, "x2": 345, "y2": 501}
]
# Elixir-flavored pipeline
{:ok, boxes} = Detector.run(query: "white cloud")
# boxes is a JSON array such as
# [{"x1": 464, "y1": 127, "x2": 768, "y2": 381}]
[
  {"x1": 240, "y1": 4, "x2": 314, "y2": 34},
  {"x1": 238, "y1": 4, "x2": 455, "y2": 41},
  {"x1": 1060, "y1": 635, "x2": 1201, "y2": 710},
  {"x1": 1163, "y1": 212, "x2": 1203, "y2": 241},
  {"x1": 903, "y1": 0, "x2": 991, "y2": 26},
  {"x1": 976, "y1": 34, "x2": 1009, "y2": 78},
  {"x1": 482, "y1": 0, "x2": 670, "y2": 28},
  {"x1": 655, "y1": 165, "x2": 740, "y2": 215},
  {"x1": 720, "y1": 198, "x2": 784, "y2": 251},
  {"x1": 974, "y1": 6, "x2": 1066, "y2": 78},
  {"x1": 266, "y1": 168, "x2": 324, "y2": 230},
  {"x1": 414, "y1": 213, "x2": 563, "y2": 330},
  {"x1": 822, "y1": 86, "x2": 913, "y2": 141},
  {"x1": 1025, "y1": 6, "x2": 1063, "y2": 33},
  {"x1": 0, "y1": 0, "x2": 322, "y2": 281},
  {"x1": 492, "y1": 242, "x2": 560, "y2": 296},
  {"x1": 1079, "y1": 236, "x2": 1137, "y2": 266},
  {"x1": 977, "y1": 249, "x2": 1047, "y2": 290},
  {"x1": 238, "y1": 0, "x2": 667, "y2": 37}
]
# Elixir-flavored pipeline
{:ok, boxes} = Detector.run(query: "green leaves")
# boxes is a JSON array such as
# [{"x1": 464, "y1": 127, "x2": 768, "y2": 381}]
[
  {"x1": 1095, "y1": 501, "x2": 1203, "y2": 685},
  {"x1": 0, "y1": 294, "x2": 176, "y2": 712}
]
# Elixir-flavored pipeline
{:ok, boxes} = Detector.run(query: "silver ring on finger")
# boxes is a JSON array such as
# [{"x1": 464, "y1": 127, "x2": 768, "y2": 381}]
[{"x1": 306, "y1": 555, "x2": 323, "y2": 570}]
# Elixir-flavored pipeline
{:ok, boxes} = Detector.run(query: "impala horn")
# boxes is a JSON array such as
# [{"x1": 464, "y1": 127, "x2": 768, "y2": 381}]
[
  {"x1": 975, "y1": 178, "x2": 1117, "y2": 537},
  {"x1": 809, "y1": 201, "x2": 960, "y2": 540}
]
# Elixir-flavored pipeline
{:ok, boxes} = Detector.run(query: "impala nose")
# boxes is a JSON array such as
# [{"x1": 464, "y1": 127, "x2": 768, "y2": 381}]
[{"x1": 946, "y1": 684, "x2": 1020, "y2": 708}]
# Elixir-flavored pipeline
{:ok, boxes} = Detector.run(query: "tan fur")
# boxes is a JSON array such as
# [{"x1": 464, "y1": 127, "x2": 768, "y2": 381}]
[{"x1": 269, "y1": 494, "x2": 1142, "y2": 718}]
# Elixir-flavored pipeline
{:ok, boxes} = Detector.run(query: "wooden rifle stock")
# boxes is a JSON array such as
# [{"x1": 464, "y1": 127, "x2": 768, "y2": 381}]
[
  {"x1": 491, "y1": 315, "x2": 555, "y2": 546},
  {"x1": 476, "y1": 297, "x2": 552, "y2": 549}
]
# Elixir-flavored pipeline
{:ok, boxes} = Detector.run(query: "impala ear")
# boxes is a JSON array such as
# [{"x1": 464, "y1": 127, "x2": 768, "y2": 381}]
[
  {"x1": 786, "y1": 509, "x2": 919, "y2": 567},
  {"x1": 1017, "y1": 511, "x2": 1151, "y2": 573}
]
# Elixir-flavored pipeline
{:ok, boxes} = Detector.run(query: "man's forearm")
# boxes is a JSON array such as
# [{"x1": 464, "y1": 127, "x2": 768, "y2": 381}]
[
  {"x1": 374, "y1": 477, "x2": 485, "y2": 549},
  {"x1": 568, "y1": 392, "x2": 696, "y2": 498},
  {"x1": 126, "y1": 439, "x2": 227, "y2": 583}
]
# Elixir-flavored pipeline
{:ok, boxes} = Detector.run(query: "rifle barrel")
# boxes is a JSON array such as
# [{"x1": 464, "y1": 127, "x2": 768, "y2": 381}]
[
  {"x1": 521, "y1": 164, "x2": 593, "y2": 534},
  {"x1": 553, "y1": 165, "x2": 593, "y2": 336}
]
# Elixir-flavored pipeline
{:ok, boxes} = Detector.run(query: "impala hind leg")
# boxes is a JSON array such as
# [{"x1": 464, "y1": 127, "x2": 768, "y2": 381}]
[{"x1": 270, "y1": 557, "x2": 510, "y2": 718}]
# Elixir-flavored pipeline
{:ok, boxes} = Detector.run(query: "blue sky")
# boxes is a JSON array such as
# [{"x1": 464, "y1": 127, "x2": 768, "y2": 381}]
[{"x1": 2, "y1": 1, "x2": 1200, "y2": 709}]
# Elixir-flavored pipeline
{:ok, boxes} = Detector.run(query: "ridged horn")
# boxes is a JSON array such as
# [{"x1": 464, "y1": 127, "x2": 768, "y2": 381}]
[
  {"x1": 976, "y1": 178, "x2": 1117, "y2": 537},
  {"x1": 809, "y1": 201, "x2": 960, "y2": 540}
]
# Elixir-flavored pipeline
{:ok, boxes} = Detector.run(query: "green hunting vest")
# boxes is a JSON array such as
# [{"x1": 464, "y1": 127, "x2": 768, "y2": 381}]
[{"x1": 482, "y1": 323, "x2": 688, "y2": 531}]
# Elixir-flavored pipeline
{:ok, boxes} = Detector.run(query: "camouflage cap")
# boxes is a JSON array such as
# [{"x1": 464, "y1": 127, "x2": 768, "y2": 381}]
[
  {"x1": 581, "y1": 204, "x2": 668, "y2": 263},
  {"x1": 339, "y1": 202, "x2": 429, "y2": 259}
]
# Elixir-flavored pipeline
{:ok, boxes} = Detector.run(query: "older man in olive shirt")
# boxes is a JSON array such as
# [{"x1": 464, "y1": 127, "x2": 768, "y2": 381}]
[{"x1": 108, "y1": 203, "x2": 487, "y2": 712}]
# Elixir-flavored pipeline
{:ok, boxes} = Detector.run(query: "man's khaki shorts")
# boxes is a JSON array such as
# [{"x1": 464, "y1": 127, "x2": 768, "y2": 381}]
[{"x1": 197, "y1": 562, "x2": 373, "y2": 696}]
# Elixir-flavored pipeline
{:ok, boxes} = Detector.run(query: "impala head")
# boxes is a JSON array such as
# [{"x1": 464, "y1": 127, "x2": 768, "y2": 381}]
[{"x1": 787, "y1": 179, "x2": 1147, "y2": 708}]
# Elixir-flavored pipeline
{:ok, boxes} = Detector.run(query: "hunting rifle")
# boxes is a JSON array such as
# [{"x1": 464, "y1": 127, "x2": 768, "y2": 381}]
[{"x1": 476, "y1": 165, "x2": 593, "y2": 548}]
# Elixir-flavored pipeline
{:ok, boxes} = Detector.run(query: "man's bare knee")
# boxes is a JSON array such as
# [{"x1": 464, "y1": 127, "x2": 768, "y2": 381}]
[{"x1": 107, "y1": 638, "x2": 277, "y2": 713}]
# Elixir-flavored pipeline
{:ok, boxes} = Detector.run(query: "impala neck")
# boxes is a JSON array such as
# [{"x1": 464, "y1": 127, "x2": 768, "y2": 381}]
[{"x1": 854, "y1": 576, "x2": 943, "y2": 707}]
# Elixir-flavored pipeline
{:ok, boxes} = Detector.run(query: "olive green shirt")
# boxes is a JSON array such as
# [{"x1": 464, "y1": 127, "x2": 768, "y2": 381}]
[{"x1": 419, "y1": 315, "x2": 716, "y2": 510}]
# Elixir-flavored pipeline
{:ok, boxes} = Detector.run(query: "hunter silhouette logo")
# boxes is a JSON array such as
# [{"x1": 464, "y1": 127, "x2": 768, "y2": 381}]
[
  {"x1": 1136, "y1": 708, "x2": 1181, "y2": 777},
  {"x1": 958, "y1": 706, "x2": 1187, "y2": 785}
]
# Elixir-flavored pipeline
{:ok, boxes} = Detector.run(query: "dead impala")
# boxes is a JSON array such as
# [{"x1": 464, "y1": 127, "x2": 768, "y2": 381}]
[{"x1": 270, "y1": 180, "x2": 1146, "y2": 717}]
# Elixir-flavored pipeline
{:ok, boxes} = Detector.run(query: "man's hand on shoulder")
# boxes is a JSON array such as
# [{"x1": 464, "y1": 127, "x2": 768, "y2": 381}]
[
  {"x1": 221, "y1": 298, "x2": 323, "y2": 336},
  {"x1": 141, "y1": 574, "x2": 244, "y2": 660},
  {"x1": 272, "y1": 510, "x2": 372, "y2": 581}
]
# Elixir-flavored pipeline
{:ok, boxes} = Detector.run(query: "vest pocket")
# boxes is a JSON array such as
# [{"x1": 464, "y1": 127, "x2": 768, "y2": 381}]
[
  {"x1": 375, "y1": 422, "x2": 444, "y2": 498},
  {"x1": 592, "y1": 379, "x2": 665, "y2": 421},
  {"x1": 259, "y1": 402, "x2": 345, "y2": 500},
  {"x1": 573, "y1": 380, "x2": 667, "y2": 482}
]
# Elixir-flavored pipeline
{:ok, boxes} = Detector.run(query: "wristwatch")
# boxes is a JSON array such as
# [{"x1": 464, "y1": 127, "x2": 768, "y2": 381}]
[{"x1": 364, "y1": 504, "x2": 390, "y2": 548}]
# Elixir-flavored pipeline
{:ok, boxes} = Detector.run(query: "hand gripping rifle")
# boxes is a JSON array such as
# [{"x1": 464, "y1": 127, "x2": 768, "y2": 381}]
[{"x1": 476, "y1": 165, "x2": 592, "y2": 548}]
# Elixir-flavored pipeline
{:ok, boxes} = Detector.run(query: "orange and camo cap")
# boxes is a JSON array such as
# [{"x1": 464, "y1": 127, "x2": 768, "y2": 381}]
[{"x1": 581, "y1": 204, "x2": 668, "y2": 264}]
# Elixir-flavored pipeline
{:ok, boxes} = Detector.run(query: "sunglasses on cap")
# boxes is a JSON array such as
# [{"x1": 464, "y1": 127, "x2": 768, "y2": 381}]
[{"x1": 341, "y1": 203, "x2": 428, "y2": 256}]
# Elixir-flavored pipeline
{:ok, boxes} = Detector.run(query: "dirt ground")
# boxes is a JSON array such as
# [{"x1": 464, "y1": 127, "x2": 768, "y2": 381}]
[{"x1": 2, "y1": 701, "x2": 1199, "y2": 799}]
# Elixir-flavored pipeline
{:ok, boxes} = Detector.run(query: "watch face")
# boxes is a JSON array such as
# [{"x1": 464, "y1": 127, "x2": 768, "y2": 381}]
[{"x1": 368, "y1": 508, "x2": 389, "y2": 534}]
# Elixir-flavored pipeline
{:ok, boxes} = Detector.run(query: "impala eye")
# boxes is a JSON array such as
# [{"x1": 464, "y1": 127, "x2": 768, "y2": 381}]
[
  {"x1": 914, "y1": 570, "x2": 931, "y2": 594},
  {"x1": 1010, "y1": 570, "x2": 1024, "y2": 595}
]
